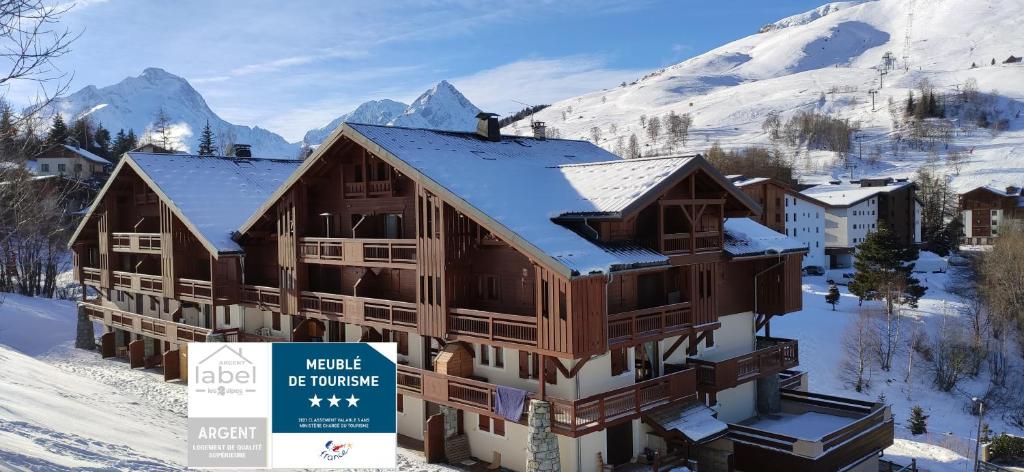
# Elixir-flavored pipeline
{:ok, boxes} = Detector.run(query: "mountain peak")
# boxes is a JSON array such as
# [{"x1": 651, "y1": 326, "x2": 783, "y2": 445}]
[{"x1": 302, "y1": 81, "x2": 481, "y2": 145}]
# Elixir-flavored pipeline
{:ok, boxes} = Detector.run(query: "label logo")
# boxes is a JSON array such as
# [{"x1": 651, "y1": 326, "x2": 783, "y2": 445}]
[
  {"x1": 321, "y1": 440, "x2": 352, "y2": 461},
  {"x1": 193, "y1": 345, "x2": 258, "y2": 397}
]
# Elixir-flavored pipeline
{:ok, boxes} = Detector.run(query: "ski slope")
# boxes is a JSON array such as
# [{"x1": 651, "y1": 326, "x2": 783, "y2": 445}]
[{"x1": 505, "y1": 0, "x2": 1024, "y2": 193}]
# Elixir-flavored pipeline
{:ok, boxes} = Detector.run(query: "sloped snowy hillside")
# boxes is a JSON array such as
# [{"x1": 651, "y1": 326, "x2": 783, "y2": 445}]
[
  {"x1": 43, "y1": 68, "x2": 299, "y2": 158},
  {"x1": 505, "y1": 0, "x2": 1024, "y2": 193}
]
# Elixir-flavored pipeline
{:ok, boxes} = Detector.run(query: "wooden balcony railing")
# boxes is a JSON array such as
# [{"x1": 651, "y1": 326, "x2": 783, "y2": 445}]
[
  {"x1": 298, "y1": 291, "x2": 417, "y2": 329},
  {"x1": 111, "y1": 232, "x2": 162, "y2": 253},
  {"x1": 448, "y1": 307, "x2": 538, "y2": 346},
  {"x1": 297, "y1": 237, "x2": 416, "y2": 268},
  {"x1": 178, "y1": 278, "x2": 213, "y2": 303},
  {"x1": 778, "y1": 370, "x2": 808, "y2": 391},
  {"x1": 82, "y1": 267, "x2": 101, "y2": 285},
  {"x1": 662, "y1": 231, "x2": 722, "y2": 254},
  {"x1": 343, "y1": 180, "x2": 392, "y2": 197},
  {"x1": 397, "y1": 364, "x2": 696, "y2": 438},
  {"x1": 608, "y1": 302, "x2": 693, "y2": 347},
  {"x1": 241, "y1": 284, "x2": 280, "y2": 310},
  {"x1": 730, "y1": 390, "x2": 892, "y2": 460},
  {"x1": 81, "y1": 302, "x2": 212, "y2": 343},
  {"x1": 239, "y1": 332, "x2": 289, "y2": 343},
  {"x1": 112, "y1": 271, "x2": 164, "y2": 296},
  {"x1": 549, "y1": 366, "x2": 697, "y2": 436},
  {"x1": 689, "y1": 336, "x2": 799, "y2": 392}
]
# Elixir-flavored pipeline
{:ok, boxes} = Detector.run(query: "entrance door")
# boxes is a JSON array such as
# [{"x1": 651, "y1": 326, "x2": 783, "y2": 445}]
[
  {"x1": 606, "y1": 421, "x2": 633, "y2": 465},
  {"x1": 637, "y1": 273, "x2": 665, "y2": 309},
  {"x1": 635, "y1": 341, "x2": 660, "y2": 382}
]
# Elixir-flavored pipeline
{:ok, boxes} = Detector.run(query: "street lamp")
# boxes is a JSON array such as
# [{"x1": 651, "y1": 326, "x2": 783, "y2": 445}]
[{"x1": 973, "y1": 397, "x2": 985, "y2": 471}]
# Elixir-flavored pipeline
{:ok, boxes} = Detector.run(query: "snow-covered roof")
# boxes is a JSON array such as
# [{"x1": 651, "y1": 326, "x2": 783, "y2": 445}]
[
  {"x1": 800, "y1": 180, "x2": 911, "y2": 207},
  {"x1": 61, "y1": 145, "x2": 110, "y2": 165},
  {"x1": 555, "y1": 156, "x2": 698, "y2": 215},
  {"x1": 345, "y1": 123, "x2": 719, "y2": 274},
  {"x1": 733, "y1": 176, "x2": 772, "y2": 187},
  {"x1": 128, "y1": 152, "x2": 300, "y2": 253},
  {"x1": 646, "y1": 401, "x2": 728, "y2": 443},
  {"x1": 723, "y1": 217, "x2": 808, "y2": 257}
]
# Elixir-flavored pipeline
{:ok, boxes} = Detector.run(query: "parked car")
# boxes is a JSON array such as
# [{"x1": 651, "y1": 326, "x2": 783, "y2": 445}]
[{"x1": 803, "y1": 266, "x2": 825, "y2": 276}]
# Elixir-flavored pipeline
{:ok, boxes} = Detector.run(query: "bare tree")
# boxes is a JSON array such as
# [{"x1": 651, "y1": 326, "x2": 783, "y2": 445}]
[
  {"x1": 841, "y1": 309, "x2": 876, "y2": 392},
  {"x1": 627, "y1": 133, "x2": 640, "y2": 159},
  {"x1": 646, "y1": 115, "x2": 661, "y2": 142},
  {"x1": 589, "y1": 126, "x2": 601, "y2": 145}
]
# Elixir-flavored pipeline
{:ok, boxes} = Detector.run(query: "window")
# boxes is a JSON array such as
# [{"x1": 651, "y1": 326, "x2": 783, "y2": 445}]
[
  {"x1": 610, "y1": 348, "x2": 628, "y2": 376},
  {"x1": 494, "y1": 347, "x2": 504, "y2": 368},
  {"x1": 40, "y1": 163, "x2": 50, "y2": 172},
  {"x1": 478, "y1": 416, "x2": 505, "y2": 437},
  {"x1": 57, "y1": 163, "x2": 66, "y2": 172},
  {"x1": 518, "y1": 351, "x2": 540, "y2": 380},
  {"x1": 150, "y1": 297, "x2": 158, "y2": 312},
  {"x1": 397, "y1": 394, "x2": 404, "y2": 413},
  {"x1": 477, "y1": 274, "x2": 499, "y2": 301},
  {"x1": 224, "y1": 306, "x2": 230, "y2": 325},
  {"x1": 272, "y1": 312, "x2": 281, "y2": 331},
  {"x1": 480, "y1": 345, "x2": 490, "y2": 365},
  {"x1": 74, "y1": 163, "x2": 83, "y2": 173}
]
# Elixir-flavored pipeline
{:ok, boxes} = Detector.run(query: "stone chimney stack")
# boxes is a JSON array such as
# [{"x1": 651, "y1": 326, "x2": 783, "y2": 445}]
[{"x1": 531, "y1": 121, "x2": 547, "y2": 140}]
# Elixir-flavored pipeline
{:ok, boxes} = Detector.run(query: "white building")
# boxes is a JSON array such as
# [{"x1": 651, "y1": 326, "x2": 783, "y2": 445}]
[
  {"x1": 783, "y1": 190, "x2": 827, "y2": 269},
  {"x1": 801, "y1": 178, "x2": 920, "y2": 269}
]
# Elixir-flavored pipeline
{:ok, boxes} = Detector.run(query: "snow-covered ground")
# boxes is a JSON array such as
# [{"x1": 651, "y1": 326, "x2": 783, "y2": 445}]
[
  {"x1": 505, "y1": 0, "x2": 1024, "y2": 195},
  {"x1": 774, "y1": 259, "x2": 1024, "y2": 471},
  {"x1": 0, "y1": 292, "x2": 461, "y2": 470}
]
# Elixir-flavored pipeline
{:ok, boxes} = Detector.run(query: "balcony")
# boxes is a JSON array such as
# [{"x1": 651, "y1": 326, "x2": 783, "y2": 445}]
[
  {"x1": 81, "y1": 302, "x2": 212, "y2": 343},
  {"x1": 662, "y1": 231, "x2": 722, "y2": 254},
  {"x1": 82, "y1": 267, "x2": 101, "y2": 286},
  {"x1": 396, "y1": 364, "x2": 697, "y2": 438},
  {"x1": 607, "y1": 302, "x2": 693, "y2": 348},
  {"x1": 447, "y1": 307, "x2": 538, "y2": 347},
  {"x1": 112, "y1": 271, "x2": 163, "y2": 296},
  {"x1": 241, "y1": 284, "x2": 280, "y2": 310},
  {"x1": 343, "y1": 180, "x2": 392, "y2": 198},
  {"x1": 298, "y1": 237, "x2": 416, "y2": 269},
  {"x1": 178, "y1": 278, "x2": 213, "y2": 303},
  {"x1": 730, "y1": 390, "x2": 893, "y2": 471},
  {"x1": 688, "y1": 336, "x2": 798, "y2": 392},
  {"x1": 111, "y1": 232, "x2": 162, "y2": 254},
  {"x1": 298, "y1": 291, "x2": 417, "y2": 330}
]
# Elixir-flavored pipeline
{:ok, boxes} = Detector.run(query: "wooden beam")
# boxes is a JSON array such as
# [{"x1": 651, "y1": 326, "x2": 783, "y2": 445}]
[
  {"x1": 568, "y1": 355, "x2": 593, "y2": 378},
  {"x1": 662, "y1": 335, "x2": 687, "y2": 361},
  {"x1": 549, "y1": 357, "x2": 571, "y2": 378}
]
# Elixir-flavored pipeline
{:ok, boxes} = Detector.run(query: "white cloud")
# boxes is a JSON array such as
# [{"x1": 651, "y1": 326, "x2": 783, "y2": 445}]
[{"x1": 451, "y1": 56, "x2": 646, "y2": 115}]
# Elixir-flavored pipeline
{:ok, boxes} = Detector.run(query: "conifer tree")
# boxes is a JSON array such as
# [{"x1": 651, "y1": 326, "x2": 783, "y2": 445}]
[
  {"x1": 0, "y1": 102, "x2": 15, "y2": 155},
  {"x1": 826, "y1": 284, "x2": 840, "y2": 311},
  {"x1": 848, "y1": 222, "x2": 926, "y2": 313},
  {"x1": 92, "y1": 124, "x2": 111, "y2": 158},
  {"x1": 197, "y1": 120, "x2": 215, "y2": 155},
  {"x1": 904, "y1": 91, "x2": 914, "y2": 117},
  {"x1": 46, "y1": 114, "x2": 68, "y2": 145},
  {"x1": 909, "y1": 405, "x2": 928, "y2": 435}
]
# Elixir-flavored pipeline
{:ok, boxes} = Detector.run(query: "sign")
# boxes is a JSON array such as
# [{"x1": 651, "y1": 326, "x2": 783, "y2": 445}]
[{"x1": 188, "y1": 342, "x2": 397, "y2": 469}]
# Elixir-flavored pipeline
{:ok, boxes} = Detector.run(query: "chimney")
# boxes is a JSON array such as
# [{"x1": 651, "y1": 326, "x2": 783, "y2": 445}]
[
  {"x1": 531, "y1": 120, "x2": 547, "y2": 140},
  {"x1": 231, "y1": 144, "x2": 252, "y2": 158},
  {"x1": 475, "y1": 112, "x2": 500, "y2": 142}
]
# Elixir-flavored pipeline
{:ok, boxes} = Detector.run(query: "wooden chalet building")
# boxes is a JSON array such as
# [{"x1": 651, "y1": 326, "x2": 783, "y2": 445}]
[
  {"x1": 69, "y1": 116, "x2": 893, "y2": 472},
  {"x1": 959, "y1": 184, "x2": 1024, "y2": 245}
]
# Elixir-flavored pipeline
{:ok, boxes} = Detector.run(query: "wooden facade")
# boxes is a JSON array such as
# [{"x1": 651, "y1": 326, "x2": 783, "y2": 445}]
[
  {"x1": 68, "y1": 125, "x2": 891, "y2": 471},
  {"x1": 737, "y1": 178, "x2": 789, "y2": 234},
  {"x1": 959, "y1": 186, "x2": 1024, "y2": 244}
]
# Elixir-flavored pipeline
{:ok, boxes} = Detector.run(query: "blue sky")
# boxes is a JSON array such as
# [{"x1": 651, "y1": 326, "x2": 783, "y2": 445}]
[{"x1": 47, "y1": 0, "x2": 827, "y2": 141}]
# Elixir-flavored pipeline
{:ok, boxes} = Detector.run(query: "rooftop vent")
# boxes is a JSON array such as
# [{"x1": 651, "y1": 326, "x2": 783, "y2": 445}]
[
  {"x1": 531, "y1": 120, "x2": 547, "y2": 140},
  {"x1": 828, "y1": 180, "x2": 842, "y2": 185},
  {"x1": 231, "y1": 144, "x2": 252, "y2": 158},
  {"x1": 1007, "y1": 186, "x2": 1020, "y2": 195},
  {"x1": 475, "y1": 112, "x2": 500, "y2": 142}
]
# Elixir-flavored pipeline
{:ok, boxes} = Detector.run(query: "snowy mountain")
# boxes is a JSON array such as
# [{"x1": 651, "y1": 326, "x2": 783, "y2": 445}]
[
  {"x1": 45, "y1": 68, "x2": 299, "y2": 158},
  {"x1": 301, "y1": 99, "x2": 408, "y2": 146},
  {"x1": 302, "y1": 80, "x2": 481, "y2": 146},
  {"x1": 505, "y1": 0, "x2": 1024, "y2": 192}
]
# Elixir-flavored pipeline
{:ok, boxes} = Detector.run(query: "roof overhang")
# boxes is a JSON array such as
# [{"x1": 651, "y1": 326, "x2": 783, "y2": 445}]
[
  {"x1": 67, "y1": 155, "x2": 234, "y2": 258},
  {"x1": 236, "y1": 123, "x2": 580, "y2": 278}
]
